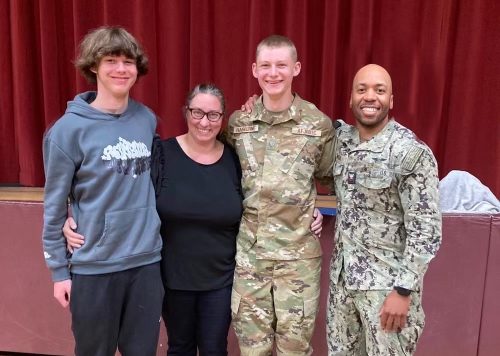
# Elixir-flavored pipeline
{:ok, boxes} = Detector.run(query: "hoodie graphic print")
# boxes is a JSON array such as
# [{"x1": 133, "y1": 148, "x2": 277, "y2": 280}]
[
  {"x1": 42, "y1": 91, "x2": 162, "y2": 282},
  {"x1": 102, "y1": 137, "x2": 151, "y2": 178}
]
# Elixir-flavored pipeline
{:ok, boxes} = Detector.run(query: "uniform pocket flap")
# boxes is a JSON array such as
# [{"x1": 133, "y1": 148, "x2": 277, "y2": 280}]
[
  {"x1": 231, "y1": 289, "x2": 242, "y2": 315},
  {"x1": 303, "y1": 295, "x2": 320, "y2": 317},
  {"x1": 357, "y1": 174, "x2": 392, "y2": 189}
]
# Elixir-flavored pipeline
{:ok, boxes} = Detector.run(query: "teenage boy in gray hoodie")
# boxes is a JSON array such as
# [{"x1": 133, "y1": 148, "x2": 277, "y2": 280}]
[{"x1": 42, "y1": 26, "x2": 163, "y2": 356}]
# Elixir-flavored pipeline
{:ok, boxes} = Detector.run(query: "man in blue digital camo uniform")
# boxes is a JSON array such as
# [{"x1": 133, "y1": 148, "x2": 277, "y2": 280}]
[{"x1": 327, "y1": 64, "x2": 442, "y2": 355}]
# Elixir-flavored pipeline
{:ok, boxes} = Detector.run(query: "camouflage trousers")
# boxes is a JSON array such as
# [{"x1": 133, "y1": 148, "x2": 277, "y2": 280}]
[
  {"x1": 231, "y1": 250, "x2": 321, "y2": 356},
  {"x1": 327, "y1": 274, "x2": 425, "y2": 356}
]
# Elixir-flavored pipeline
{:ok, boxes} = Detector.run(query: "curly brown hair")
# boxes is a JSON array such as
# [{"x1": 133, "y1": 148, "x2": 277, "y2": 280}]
[{"x1": 75, "y1": 26, "x2": 148, "y2": 83}]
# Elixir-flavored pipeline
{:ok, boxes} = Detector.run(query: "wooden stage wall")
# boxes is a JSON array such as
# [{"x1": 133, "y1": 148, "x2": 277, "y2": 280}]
[{"x1": 1, "y1": 189, "x2": 499, "y2": 355}]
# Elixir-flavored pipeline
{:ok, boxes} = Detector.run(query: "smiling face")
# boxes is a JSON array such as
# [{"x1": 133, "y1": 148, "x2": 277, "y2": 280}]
[
  {"x1": 186, "y1": 93, "x2": 223, "y2": 144},
  {"x1": 93, "y1": 54, "x2": 138, "y2": 99},
  {"x1": 252, "y1": 45, "x2": 301, "y2": 101},
  {"x1": 350, "y1": 64, "x2": 394, "y2": 135}
]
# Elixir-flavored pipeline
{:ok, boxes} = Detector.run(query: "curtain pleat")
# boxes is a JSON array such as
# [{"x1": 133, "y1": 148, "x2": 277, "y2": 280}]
[{"x1": 0, "y1": 0, "x2": 498, "y2": 196}]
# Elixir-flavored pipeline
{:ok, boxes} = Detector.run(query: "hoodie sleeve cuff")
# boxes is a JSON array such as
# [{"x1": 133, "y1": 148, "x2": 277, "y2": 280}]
[{"x1": 51, "y1": 266, "x2": 71, "y2": 282}]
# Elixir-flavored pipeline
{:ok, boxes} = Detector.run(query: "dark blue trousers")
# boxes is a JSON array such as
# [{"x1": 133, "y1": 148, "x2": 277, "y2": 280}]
[{"x1": 163, "y1": 285, "x2": 232, "y2": 356}]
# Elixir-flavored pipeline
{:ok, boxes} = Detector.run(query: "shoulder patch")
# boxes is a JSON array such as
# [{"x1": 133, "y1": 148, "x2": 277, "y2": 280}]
[{"x1": 402, "y1": 146, "x2": 424, "y2": 171}]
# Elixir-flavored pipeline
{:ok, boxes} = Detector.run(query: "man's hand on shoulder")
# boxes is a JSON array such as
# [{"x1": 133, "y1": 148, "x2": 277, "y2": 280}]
[
  {"x1": 379, "y1": 290, "x2": 411, "y2": 332},
  {"x1": 54, "y1": 279, "x2": 72, "y2": 308},
  {"x1": 241, "y1": 94, "x2": 258, "y2": 113}
]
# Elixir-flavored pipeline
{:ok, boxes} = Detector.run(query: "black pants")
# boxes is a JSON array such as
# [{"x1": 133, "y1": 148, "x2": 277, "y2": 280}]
[
  {"x1": 163, "y1": 285, "x2": 232, "y2": 356},
  {"x1": 70, "y1": 263, "x2": 164, "y2": 356}
]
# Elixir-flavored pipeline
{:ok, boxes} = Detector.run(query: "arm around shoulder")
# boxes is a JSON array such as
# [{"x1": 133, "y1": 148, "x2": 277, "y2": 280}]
[{"x1": 315, "y1": 118, "x2": 336, "y2": 189}]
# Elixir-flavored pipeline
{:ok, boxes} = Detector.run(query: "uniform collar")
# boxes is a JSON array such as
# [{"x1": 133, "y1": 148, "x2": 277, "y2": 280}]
[
  {"x1": 250, "y1": 94, "x2": 304, "y2": 125},
  {"x1": 351, "y1": 119, "x2": 397, "y2": 153}
]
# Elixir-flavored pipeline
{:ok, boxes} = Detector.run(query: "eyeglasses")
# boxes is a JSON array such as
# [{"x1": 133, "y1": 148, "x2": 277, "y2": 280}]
[{"x1": 187, "y1": 108, "x2": 223, "y2": 122}]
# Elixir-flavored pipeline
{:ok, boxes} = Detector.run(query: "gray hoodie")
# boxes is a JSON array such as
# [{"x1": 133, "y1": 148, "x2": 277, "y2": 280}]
[{"x1": 42, "y1": 92, "x2": 162, "y2": 281}]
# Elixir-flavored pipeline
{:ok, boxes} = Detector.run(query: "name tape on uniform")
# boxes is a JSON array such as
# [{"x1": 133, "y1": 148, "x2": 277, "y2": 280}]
[
  {"x1": 291, "y1": 127, "x2": 322, "y2": 137},
  {"x1": 233, "y1": 125, "x2": 259, "y2": 134}
]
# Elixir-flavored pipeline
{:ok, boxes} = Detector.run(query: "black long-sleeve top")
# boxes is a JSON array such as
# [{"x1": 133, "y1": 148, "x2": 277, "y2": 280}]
[{"x1": 152, "y1": 137, "x2": 243, "y2": 291}]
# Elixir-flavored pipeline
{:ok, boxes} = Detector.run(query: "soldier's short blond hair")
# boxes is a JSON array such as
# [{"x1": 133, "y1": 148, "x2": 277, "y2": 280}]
[
  {"x1": 255, "y1": 35, "x2": 298, "y2": 62},
  {"x1": 75, "y1": 26, "x2": 148, "y2": 83}
]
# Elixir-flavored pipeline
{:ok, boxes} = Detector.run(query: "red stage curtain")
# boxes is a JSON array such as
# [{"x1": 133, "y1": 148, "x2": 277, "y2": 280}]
[{"x1": 1, "y1": 0, "x2": 499, "y2": 196}]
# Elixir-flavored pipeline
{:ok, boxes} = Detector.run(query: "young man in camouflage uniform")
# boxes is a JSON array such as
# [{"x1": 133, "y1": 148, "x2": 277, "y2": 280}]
[
  {"x1": 227, "y1": 35, "x2": 335, "y2": 355},
  {"x1": 327, "y1": 64, "x2": 442, "y2": 355}
]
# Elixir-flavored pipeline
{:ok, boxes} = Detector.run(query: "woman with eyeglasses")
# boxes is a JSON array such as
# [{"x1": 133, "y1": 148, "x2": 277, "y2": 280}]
[
  {"x1": 151, "y1": 83, "x2": 243, "y2": 355},
  {"x1": 63, "y1": 83, "x2": 323, "y2": 355}
]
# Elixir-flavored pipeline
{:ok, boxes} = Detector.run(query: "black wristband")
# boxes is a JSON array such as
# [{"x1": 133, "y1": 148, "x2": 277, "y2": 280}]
[{"x1": 394, "y1": 286, "x2": 412, "y2": 296}]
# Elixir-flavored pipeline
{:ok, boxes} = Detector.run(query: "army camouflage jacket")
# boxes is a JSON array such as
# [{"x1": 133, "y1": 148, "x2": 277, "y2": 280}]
[
  {"x1": 227, "y1": 95, "x2": 335, "y2": 260},
  {"x1": 330, "y1": 120, "x2": 442, "y2": 291}
]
